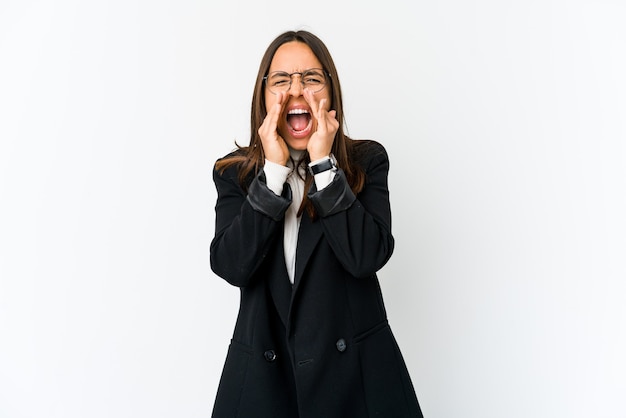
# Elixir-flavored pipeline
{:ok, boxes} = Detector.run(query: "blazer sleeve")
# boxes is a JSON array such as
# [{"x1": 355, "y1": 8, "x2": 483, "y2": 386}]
[
  {"x1": 308, "y1": 142, "x2": 395, "y2": 279},
  {"x1": 210, "y1": 165, "x2": 291, "y2": 287}
]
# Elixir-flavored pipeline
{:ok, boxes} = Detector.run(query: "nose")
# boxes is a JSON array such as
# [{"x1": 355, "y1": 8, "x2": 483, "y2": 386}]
[{"x1": 288, "y1": 75, "x2": 304, "y2": 96}]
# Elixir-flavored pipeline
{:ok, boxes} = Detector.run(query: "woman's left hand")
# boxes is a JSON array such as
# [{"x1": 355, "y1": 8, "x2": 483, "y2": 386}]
[{"x1": 304, "y1": 89, "x2": 339, "y2": 161}]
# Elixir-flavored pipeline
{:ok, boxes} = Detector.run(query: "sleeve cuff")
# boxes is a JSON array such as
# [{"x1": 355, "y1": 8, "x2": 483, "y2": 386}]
[
  {"x1": 307, "y1": 169, "x2": 356, "y2": 217},
  {"x1": 308, "y1": 156, "x2": 336, "y2": 191},
  {"x1": 247, "y1": 170, "x2": 292, "y2": 221},
  {"x1": 263, "y1": 159, "x2": 291, "y2": 195},
  {"x1": 314, "y1": 170, "x2": 336, "y2": 191}
]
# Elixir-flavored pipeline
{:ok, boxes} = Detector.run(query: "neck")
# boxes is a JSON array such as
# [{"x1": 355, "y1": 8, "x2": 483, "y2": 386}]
[{"x1": 289, "y1": 147, "x2": 306, "y2": 162}]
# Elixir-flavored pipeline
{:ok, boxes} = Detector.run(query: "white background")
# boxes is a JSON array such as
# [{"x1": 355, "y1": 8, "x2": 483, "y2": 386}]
[{"x1": 1, "y1": 0, "x2": 625, "y2": 417}]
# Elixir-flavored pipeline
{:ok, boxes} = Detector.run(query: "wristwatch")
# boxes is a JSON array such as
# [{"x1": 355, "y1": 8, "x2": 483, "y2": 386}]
[{"x1": 308, "y1": 153, "x2": 338, "y2": 175}]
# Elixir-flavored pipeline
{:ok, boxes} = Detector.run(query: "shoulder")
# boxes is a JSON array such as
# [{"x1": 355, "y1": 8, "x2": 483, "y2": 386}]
[
  {"x1": 215, "y1": 148, "x2": 247, "y2": 165},
  {"x1": 213, "y1": 148, "x2": 256, "y2": 189},
  {"x1": 213, "y1": 149, "x2": 244, "y2": 181},
  {"x1": 350, "y1": 139, "x2": 390, "y2": 169},
  {"x1": 214, "y1": 148, "x2": 248, "y2": 173}
]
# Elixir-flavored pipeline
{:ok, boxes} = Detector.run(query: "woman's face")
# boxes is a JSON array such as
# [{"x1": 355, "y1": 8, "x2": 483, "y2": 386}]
[{"x1": 264, "y1": 41, "x2": 331, "y2": 151}]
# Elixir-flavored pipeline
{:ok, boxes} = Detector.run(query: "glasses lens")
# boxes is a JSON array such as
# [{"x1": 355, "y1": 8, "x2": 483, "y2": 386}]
[
  {"x1": 266, "y1": 69, "x2": 327, "y2": 94},
  {"x1": 302, "y1": 69, "x2": 326, "y2": 92},
  {"x1": 266, "y1": 73, "x2": 292, "y2": 93}
]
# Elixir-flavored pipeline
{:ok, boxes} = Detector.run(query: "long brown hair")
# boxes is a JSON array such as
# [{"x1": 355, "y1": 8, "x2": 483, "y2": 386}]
[{"x1": 216, "y1": 30, "x2": 366, "y2": 218}]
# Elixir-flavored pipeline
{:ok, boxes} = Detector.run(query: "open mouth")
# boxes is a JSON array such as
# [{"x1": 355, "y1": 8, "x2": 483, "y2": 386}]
[{"x1": 286, "y1": 108, "x2": 312, "y2": 136}]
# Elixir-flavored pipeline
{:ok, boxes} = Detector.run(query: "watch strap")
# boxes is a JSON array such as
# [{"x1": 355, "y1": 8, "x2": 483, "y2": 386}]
[{"x1": 308, "y1": 154, "x2": 337, "y2": 175}]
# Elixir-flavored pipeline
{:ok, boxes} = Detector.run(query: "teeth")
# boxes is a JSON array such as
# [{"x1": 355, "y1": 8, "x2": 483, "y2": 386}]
[{"x1": 288, "y1": 108, "x2": 309, "y2": 115}]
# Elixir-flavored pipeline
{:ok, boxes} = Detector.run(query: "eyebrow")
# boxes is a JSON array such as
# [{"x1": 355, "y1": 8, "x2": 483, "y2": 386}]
[
  {"x1": 269, "y1": 68, "x2": 323, "y2": 75},
  {"x1": 268, "y1": 71, "x2": 290, "y2": 77}
]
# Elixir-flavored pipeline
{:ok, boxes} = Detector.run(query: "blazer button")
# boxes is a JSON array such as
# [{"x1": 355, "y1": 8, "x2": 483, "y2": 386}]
[
  {"x1": 336, "y1": 338, "x2": 347, "y2": 352},
  {"x1": 264, "y1": 350, "x2": 277, "y2": 362}
]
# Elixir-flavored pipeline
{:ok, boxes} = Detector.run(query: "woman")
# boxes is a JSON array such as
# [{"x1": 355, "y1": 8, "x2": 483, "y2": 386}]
[{"x1": 210, "y1": 30, "x2": 423, "y2": 418}]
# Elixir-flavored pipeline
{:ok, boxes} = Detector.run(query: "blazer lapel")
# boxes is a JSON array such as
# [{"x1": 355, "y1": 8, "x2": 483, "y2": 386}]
[
  {"x1": 268, "y1": 214, "x2": 324, "y2": 329},
  {"x1": 291, "y1": 213, "x2": 323, "y2": 296},
  {"x1": 267, "y1": 235, "x2": 291, "y2": 329}
]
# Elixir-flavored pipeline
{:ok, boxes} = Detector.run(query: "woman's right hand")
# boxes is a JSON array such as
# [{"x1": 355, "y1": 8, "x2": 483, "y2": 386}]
[{"x1": 258, "y1": 91, "x2": 289, "y2": 166}]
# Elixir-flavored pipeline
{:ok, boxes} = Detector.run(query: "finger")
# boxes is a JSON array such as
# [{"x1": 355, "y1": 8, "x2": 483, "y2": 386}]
[
  {"x1": 316, "y1": 99, "x2": 331, "y2": 132},
  {"x1": 269, "y1": 92, "x2": 285, "y2": 122},
  {"x1": 320, "y1": 108, "x2": 339, "y2": 136},
  {"x1": 303, "y1": 89, "x2": 320, "y2": 118},
  {"x1": 263, "y1": 92, "x2": 286, "y2": 135}
]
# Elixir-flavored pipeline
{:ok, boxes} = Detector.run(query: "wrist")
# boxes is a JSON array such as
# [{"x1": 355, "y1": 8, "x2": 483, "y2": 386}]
[{"x1": 308, "y1": 153, "x2": 337, "y2": 175}]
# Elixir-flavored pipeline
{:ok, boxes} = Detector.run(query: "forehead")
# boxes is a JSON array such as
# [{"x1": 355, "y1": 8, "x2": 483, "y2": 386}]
[{"x1": 269, "y1": 41, "x2": 322, "y2": 73}]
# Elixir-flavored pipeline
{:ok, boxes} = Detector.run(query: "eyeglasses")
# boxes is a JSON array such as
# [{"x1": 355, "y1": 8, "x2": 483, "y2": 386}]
[{"x1": 264, "y1": 68, "x2": 329, "y2": 94}]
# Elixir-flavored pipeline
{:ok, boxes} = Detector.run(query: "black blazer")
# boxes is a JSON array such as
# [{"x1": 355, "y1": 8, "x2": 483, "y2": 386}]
[{"x1": 210, "y1": 140, "x2": 422, "y2": 418}]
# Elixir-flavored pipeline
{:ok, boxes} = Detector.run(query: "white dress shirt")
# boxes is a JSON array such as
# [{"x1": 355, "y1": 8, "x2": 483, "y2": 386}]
[{"x1": 263, "y1": 151, "x2": 335, "y2": 284}]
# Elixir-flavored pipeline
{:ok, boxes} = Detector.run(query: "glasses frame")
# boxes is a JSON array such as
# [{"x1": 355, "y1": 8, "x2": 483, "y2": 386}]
[{"x1": 263, "y1": 68, "x2": 330, "y2": 95}]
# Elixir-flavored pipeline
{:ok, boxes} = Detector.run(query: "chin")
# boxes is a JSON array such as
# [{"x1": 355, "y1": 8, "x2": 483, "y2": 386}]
[{"x1": 285, "y1": 137, "x2": 310, "y2": 151}]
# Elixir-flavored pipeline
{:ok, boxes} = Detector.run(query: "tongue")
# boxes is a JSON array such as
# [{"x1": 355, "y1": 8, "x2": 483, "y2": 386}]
[{"x1": 289, "y1": 114, "x2": 309, "y2": 131}]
